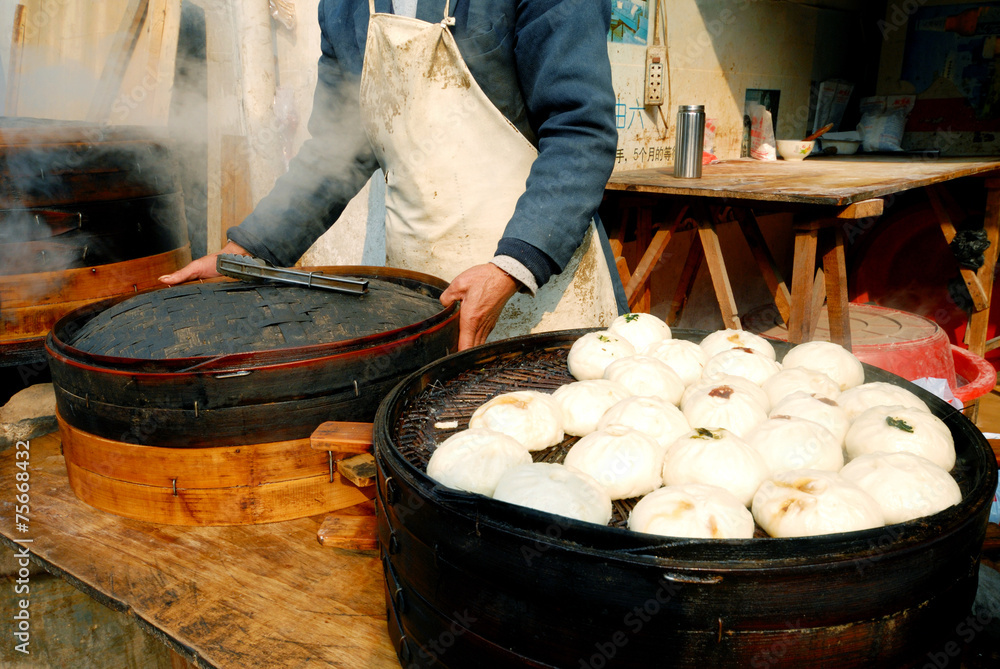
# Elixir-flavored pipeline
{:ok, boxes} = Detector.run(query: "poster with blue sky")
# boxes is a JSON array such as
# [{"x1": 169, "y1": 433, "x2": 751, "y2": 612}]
[
  {"x1": 609, "y1": 0, "x2": 649, "y2": 45},
  {"x1": 901, "y1": 4, "x2": 999, "y2": 120}
]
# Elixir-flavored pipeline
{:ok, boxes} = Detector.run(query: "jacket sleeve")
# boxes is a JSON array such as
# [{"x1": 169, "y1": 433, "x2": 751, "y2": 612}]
[
  {"x1": 227, "y1": 5, "x2": 378, "y2": 267},
  {"x1": 495, "y1": 0, "x2": 618, "y2": 282}
]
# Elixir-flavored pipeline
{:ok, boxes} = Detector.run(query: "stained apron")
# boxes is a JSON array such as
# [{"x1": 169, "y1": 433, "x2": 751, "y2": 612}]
[{"x1": 357, "y1": 0, "x2": 618, "y2": 340}]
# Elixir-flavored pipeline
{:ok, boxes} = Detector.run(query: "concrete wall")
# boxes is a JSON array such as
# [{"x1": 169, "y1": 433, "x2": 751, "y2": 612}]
[{"x1": 610, "y1": 0, "x2": 867, "y2": 171}]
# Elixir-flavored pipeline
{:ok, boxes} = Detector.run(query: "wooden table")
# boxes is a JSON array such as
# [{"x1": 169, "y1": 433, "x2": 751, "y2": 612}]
[
  {"x1": 0, "y1": 433, "x2": 398, "y2": 668},
  {"x1": 605, "y1": 155, "x2": 1000, "y2": 357}
]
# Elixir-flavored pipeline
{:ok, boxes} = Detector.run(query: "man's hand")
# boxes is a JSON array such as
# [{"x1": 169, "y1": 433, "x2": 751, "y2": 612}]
[
  {"x1": 440, "y1": 263, "x2": 519, "y2": 350},
  {"x1": 159, "y1": 241, "x2": 250, "y2": 285}
]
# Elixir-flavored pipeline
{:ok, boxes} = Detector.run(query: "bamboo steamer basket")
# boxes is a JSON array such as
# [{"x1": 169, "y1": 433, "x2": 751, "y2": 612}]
[
  {"x1": 373, "y1": 329, "x2": 996, "y2": 668},
  {"x1": 0, "y1": 120, "x2": 191, "y2": 372},
  {"x1": 46, "y1": 266, "x2": 458, "y2": 526}
]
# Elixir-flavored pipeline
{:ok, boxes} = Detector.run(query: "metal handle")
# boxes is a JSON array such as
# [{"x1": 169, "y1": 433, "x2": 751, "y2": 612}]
[{"x1": 216, "y1": 254, "x2": 369, "y2": 295}]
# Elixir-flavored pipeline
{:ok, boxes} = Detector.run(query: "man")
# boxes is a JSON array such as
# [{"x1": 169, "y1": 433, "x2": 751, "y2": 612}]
[{"x1": 161, "y1": 0, "x2": 627, "y2": 349}]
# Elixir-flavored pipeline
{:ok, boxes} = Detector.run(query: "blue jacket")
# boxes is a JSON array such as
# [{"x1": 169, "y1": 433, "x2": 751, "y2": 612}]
[{"x1": 229, "y1": 0, "x2": 624, "y2": 307}]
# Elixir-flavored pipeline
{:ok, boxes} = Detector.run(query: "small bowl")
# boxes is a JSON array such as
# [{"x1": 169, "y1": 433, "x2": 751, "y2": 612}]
[
  {"x1": 820, "y1": 139, "x2": 861, "y2": 155},
  {"x1": 776, "y1": 139, "x2": 815, "y2": 160}
]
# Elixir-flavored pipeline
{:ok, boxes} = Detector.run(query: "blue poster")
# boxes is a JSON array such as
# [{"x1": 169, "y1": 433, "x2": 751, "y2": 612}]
[
  {"x1": 901, "y1": 4, "x2": 1000, "y2": 119},
  {"x1": 609, "y1": 0, "x2": 649, "y2": 45}
]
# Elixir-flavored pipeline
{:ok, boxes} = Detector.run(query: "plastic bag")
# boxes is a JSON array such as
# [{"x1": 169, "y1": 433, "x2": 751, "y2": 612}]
[
  {"x1": 911, "y1": 377, "x2": 963, "y2": 411},
  {"x1": 747, "y1": 102, "x2": 776, "y2": 161},
  {"x1": 856, "y1": 95, "x2": 914, "y2": 152},
  {"x1": 950, "y1": 229, "x2": 991, "y2": 270}
]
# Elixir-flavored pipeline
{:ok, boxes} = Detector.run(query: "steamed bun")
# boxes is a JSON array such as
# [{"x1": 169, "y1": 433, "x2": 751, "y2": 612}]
[
  {"x1": 469, "y1": 390, "x2": 564, "y2": 451},
  {"x1": 426, "y1": 429, "x2": 533, "y2": 496},
  {"x1": 492, "y1": 463, "x2": 613, "y2": 525},
  {"x1": 628, "y1": 484, "x2": 755, "y2": 539},
  {"x1": 752, "y1": 469, "x2": 884, "y2": 537}
]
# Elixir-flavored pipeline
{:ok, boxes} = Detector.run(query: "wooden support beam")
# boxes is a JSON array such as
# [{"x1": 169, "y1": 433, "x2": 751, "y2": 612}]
[
  {"x1": 5, "y1": 4, "x2": 25, "y2": 116},
  {"x1": 968, "y1": 180, "x2": 1000, "y2": 358},
  {"x1": 736, "y1": 210, "x2": 791, "y2": 323},
  {"x1": 788, "y1": 227, "x2": 819, "y2": 343},
  {"x1": 822, "y1": 227, "x2": 852, "y2": 349},
  {"x1": 625, "y1": 227, "x2": 674, "y2": 310},
  {"x1": 666, "y1": 232, "x2": 702, "y2": 325},
  {"x1": 927, "y1": 185, "x2": 989, "y2": 312},
  {"x1": 220, "y1": 134, "x2": 255, "y2": 247},
  {"x1": 697, "y1": 218, "x2": 741, "y2": 330},
  {"x1": 86, "y1": 0, "x2": 150, "y2": 122}
]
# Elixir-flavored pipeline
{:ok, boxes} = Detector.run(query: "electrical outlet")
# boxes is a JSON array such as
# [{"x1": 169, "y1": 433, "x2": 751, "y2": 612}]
[{"x1": 645, "y1": 45, "x2": 667, "y2": 106}]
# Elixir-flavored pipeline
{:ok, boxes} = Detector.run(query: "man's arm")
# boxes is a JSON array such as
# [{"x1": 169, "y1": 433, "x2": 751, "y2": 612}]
[
  {"x1": 163, "y1": 1, "x2": 377, "y2": 284},
  {"x1": 496, "y1": 0, "x2": 618, "y2": 282},
  {"x1": 228, "y1": 13, "x2": 378, "y2": 267}
]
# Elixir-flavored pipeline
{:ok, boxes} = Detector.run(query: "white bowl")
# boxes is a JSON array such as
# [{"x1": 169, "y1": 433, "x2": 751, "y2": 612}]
[{"x1": 776, "y1": 139, "x2": 815, "y2": 161}]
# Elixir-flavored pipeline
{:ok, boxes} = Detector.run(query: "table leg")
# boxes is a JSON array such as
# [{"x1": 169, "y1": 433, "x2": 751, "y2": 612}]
[
  {"x1": 822, "y1": 226, "x2": 852, "y2": 349},
  {"x1": 811, "y1": 266, "x2": 826, "y2": 335},
  {"x1": 697, "y1": 218, "x2": 741, "y2": 330},
  {"x1": 788, "y1": 227, "x2": 818, "y2": 343},
  {"x1": 967, "y1": 178, "x2": 1000, "y2": 359}
]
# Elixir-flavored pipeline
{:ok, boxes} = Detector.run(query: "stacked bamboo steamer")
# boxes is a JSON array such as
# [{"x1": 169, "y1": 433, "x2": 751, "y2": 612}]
[{"x1": 0, "y1": 120, "x2": 191, "y2": 386}]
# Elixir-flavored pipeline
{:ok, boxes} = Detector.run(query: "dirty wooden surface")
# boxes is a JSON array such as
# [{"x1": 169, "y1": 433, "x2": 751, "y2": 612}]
[
  {"x1": 0, "y1": 433, "x2": 398, "y2": 668},
  {"x1": 607, "y1": 156, "x2": 1000, "y2": 206}
]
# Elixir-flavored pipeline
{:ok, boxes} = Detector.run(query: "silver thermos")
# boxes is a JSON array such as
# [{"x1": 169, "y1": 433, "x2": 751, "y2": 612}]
[{"x1": 673, "y1": 105, "x2": 705, "y2": 179}]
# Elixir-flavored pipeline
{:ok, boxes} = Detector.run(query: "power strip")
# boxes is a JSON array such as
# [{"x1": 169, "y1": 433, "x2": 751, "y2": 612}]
[{"x1": 645, "y1": 44, "x2": 667, "y2": 106}]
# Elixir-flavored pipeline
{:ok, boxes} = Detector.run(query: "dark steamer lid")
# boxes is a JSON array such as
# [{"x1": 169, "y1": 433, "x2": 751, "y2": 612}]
[{"x1": 67, "y1": 278, "x2": 442, "y2": 359}]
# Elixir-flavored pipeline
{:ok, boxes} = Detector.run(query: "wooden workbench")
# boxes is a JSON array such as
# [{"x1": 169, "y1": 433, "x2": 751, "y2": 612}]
[
  {"x1": 0, "y1": 433, "x2": 398, "y2": 668},
  {"x1": 606, "y1": 155, "x2": 1000, "y2": 357}
]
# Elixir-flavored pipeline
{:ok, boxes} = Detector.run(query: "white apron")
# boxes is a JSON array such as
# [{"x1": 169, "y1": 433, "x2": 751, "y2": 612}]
[{"x1": 358, "y1": 0, "x2": 618, "y2": 341}]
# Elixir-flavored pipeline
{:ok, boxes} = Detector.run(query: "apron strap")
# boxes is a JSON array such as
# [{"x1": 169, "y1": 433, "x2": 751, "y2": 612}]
[
  {"x1": 369, "y1": 0, "x2": 375, "y2": 14},
  {"x1": 441, "y1": 0, "x2": 455, "y2": 26}
]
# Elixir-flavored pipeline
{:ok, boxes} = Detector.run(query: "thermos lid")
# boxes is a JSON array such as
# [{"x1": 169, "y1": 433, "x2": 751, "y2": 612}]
[{"x1": 678, "y1": 104, "x2": 705, "y2": 113}]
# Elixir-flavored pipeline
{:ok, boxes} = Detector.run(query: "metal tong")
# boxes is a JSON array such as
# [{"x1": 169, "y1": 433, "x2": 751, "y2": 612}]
[{"x1": 216, "y1": 254, "x2": 369, "y2": 295}]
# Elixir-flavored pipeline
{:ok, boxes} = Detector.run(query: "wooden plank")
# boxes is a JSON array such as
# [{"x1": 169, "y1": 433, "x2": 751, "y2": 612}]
[
  {"x1": 0, "y1": 433, "x2": 397, "y2": 667},
  {"x1": 5, "y1": 4, "x2": 25, "y2": 116},
  {"x1": 832, "y1": 198, "x2": 884, "y2": 220},
  {"x1": 788, "y1": 228, "x2": 819, "y2": 343},
  {"x1": 625, "y1": 227, "x2": 674, "y2": 310},
  {"x1": 220, "y1": 134, "x2": 255, "y2": 247},
  {"x1": 697, "y1": 219, "x2": 741, "y2": 330},
  {"x1": 86, "y1": 0, "x2": 150, "y2": 122},
  {"x1": 968, "y1": 182, "x2": 1000, "y2": 358},
  {"x1": 311, "y1": 421, "x2": 374, "y2": 453},
  {"x1": 735, "y1": 210, "x2": 791, "y2": 323},
  {"x1": 927, "y1": 185, "x2": 989, "y2": 312},
  {"x1": 317, "y1": 503, "x2": 379, "y2": 552},
  {"x1": 338, "y1": 453, "x2": 377, "y2": 488},
  {"x1": 606, "y1": 157, "x2": 1000, "y2": 206},
  {"x1": 822, "y1": 227, "x2": 852, "y2": 349}
]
